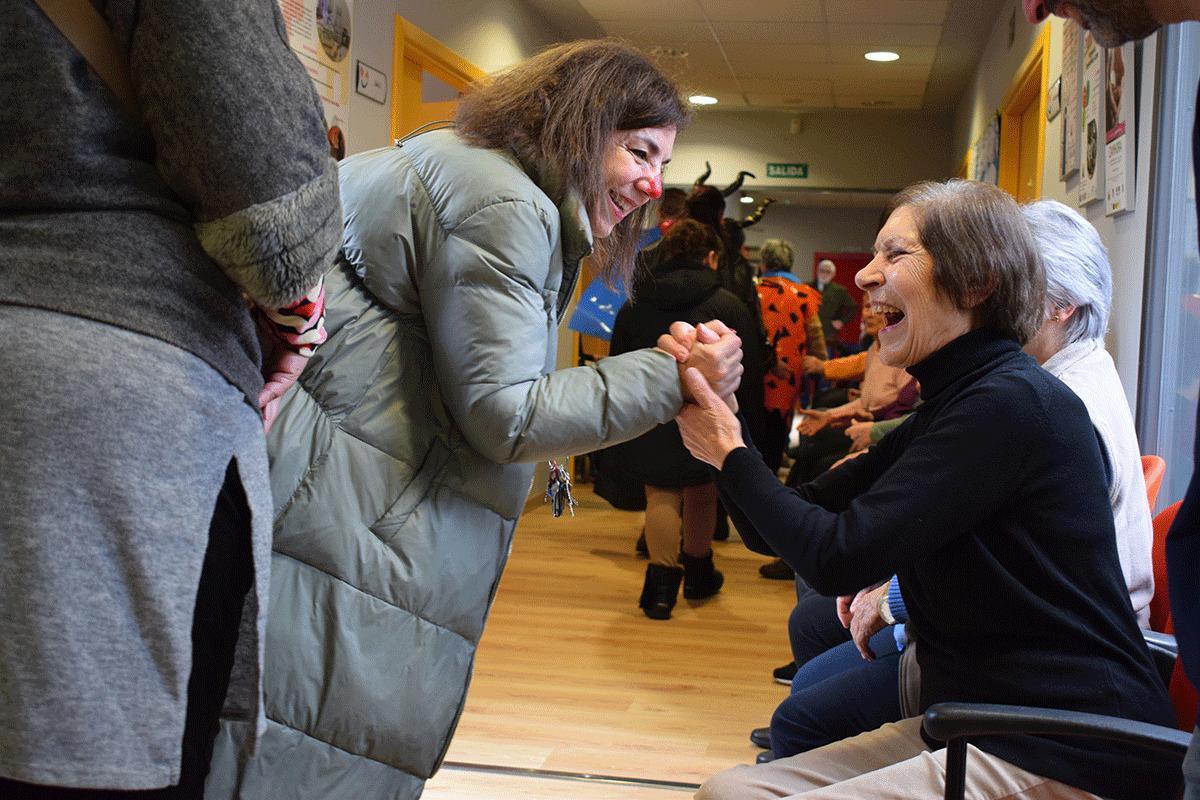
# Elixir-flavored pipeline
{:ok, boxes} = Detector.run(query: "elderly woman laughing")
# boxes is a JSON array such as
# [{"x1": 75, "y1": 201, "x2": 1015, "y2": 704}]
[{"x1": 674, "y1": 180, "x2": 1178, "y2": 800}]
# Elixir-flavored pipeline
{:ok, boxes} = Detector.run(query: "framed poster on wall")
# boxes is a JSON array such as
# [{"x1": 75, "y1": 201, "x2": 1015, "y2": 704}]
[
  {"x1": 278, "y1": 0, "x2": 354, "y2": 151},
  {"x1": 1060, "y1": 20, "x2": 1082, "y2": 179},
  {"x1": 1104, "y1": 41, "x2": 1136, "y2": 215},
  {"x1": 971, "y1": 113, "x2": 1001, "y2": 186},
  {"x1": 1078, "y1": 31, "x2": 1104, "y2": 206}
]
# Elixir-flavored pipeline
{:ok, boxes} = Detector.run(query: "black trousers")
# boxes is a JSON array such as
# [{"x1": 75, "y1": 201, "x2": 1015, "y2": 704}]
[{"x1": 1, "y1": 461, "x2": 254, "y2": 799}]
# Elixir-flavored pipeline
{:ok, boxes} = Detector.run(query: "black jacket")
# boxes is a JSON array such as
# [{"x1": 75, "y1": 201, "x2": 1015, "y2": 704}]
[
  {"x1": 608, "y1": 255, "x2": 765, "y2": 488},
  {"x1": 719, "y1": 329, "x2": 1178, "y2": 800}
]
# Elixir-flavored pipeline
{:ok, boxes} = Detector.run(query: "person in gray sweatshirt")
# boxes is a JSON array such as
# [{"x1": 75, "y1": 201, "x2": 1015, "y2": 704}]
[{"x1": 0, "y1": 2, "x2": 341, "y2": 796}]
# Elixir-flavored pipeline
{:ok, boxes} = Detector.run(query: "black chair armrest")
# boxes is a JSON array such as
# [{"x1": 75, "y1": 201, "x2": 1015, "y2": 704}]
[
  {"x1": 923, "y1": 702, "x2": 1189, "y2": 800},
  {"x1": 1144, "y1": 630, "x2": 1179, "y2": 684},
  {"x1": 1144, "y1": 629, "x2": 1179, "y2": 654},
  {"x1": 923, "y1": 702, "x2": 1191, "y2": 751}
]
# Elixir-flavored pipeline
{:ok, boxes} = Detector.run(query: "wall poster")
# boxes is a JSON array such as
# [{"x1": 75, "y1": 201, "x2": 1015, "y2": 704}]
[
  {"x1": 971, "y1": 113, "x2": 1001, "y2": 186},
  {"x1": 1060, "y1": 20, "x2": 1082, "y2": 179},
  {"x1": 278, "y1": 0, "x2": 353, "y2": 155},
  {"x1": 1078, "y1": 31, "x2": 1104, "y2": 206},
  {"x1": 1104, "y1": 41, "x2": 1136, "y2": 216}
]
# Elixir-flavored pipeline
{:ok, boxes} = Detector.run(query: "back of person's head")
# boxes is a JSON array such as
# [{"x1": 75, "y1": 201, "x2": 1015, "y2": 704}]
[
  {"x1": 1022, "y1": 199, "x2": 1112, "y2": 343},
  {"x1": 721, "y1": 218, "x2": 746, "y2": 253},
  {"x1": 658, "y1": 187, "x2": 688, "y2": 222},
  {"x1": 455, "y1": 39, "x2": 690, "y2": 282},
  {"x1": 659, "y1": 218, "x2": 722, "y2": 266},
  {"x1": 885, "y1": 179, "x2": 1045, "y2": 345},
  {"x1": 760, "y1": 239, "x2": 794, "y2": 272},
  {"x1": 685, "y1": 185, "x2": 726, "y2": 233}
]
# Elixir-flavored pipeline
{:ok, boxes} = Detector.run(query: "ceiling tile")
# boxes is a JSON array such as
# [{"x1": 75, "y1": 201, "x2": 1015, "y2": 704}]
[
  {"x1": 832, "y1": 78, "x2": 929, "y2": 95},
  {"x1": 736, "y1": 77, "x2": 833, "y2": 95},
  {"x1": 833, "y1": 62, "x2": 933, "y2": 81},
  {"x1": 828, "y1": 44, "x2": 937, "y2": 65},
  {"x1": 720, "y1": 41, "x2": 830, "y2": 70},
  {"x1": 828, "y1": 0, "x2": 950, "y2": 25},
  {"x1": 745, "y1": 92, "x2": 835, "y2": 109},
  {"x1": 711, "y1": 20, "x2": 827, "y2": 43},
  {"x1": 834, "y1": 94, "x2": 925, "y2": 109},
  {"x1": 697, "y1": 0, "x2": 824, "y2": 22},
  {"x1": 599, "y1": 20, "x2": 714, "y2": 44},
  {"x1": 579, "y1": 0, "x2": 706, "y2": 22},
  {"x1": 825, "y1": 23, "x2": 943, "y2": 47}
]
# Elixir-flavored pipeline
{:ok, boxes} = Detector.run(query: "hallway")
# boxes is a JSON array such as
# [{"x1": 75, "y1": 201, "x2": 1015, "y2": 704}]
[{"x1": 425, "y1": 485, "x2": 797, "y2": 797}]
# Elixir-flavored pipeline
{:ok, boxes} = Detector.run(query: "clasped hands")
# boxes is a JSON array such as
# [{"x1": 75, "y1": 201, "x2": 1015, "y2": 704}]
[{"x1": 657, "y1": 320, "x2": 747, "y2": 470}]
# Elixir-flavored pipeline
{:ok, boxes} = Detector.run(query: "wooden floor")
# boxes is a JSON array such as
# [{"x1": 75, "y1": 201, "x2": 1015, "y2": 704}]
[{"x1": 424, "y1": 485, "x2": 797, "y2": 798}]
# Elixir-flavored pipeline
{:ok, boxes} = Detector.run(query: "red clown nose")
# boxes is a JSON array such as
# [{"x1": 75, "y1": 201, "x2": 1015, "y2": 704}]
[{"x1": 640, "y1": 175, "x2": 663, "y2": 199}]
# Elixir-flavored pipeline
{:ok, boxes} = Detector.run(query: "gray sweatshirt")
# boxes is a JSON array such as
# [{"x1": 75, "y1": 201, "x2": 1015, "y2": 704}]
[{"x1": 0, "y1": 0, "x2": 341, "y2": 405}]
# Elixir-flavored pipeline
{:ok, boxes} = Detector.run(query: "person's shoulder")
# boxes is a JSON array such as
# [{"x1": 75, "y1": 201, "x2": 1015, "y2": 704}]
[
  {"x1": 398, "y1": 129, "x2": 556, "y2": 229},
  {"x1": 964, "y1": 351, "x2": 1090, "y2": 433}
]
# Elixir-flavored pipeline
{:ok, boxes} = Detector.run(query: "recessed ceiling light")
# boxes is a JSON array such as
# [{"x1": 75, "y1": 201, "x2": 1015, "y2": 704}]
[
  {"x1": 740, "y1": 195, "x2": 755, "y2": 204},
  {"x1": 688, "y1": 94, "x2": 718, "y2": 105},
  {"x1": 865, "y1": 51, "x2": 900, "y2": 62}
]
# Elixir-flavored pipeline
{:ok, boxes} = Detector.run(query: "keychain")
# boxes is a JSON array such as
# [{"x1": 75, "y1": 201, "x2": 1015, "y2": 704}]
[{"x1": 545, "y1": 459, "x2": 578, "y2": 518}]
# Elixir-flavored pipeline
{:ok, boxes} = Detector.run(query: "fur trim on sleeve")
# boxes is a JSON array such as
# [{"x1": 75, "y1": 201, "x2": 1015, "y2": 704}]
[{"x1": 195, "y1": 162, "x2": 343, "y2": 307}]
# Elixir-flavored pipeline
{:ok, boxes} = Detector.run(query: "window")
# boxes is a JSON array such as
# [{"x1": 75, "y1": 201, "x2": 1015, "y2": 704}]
[{"x1": 1138, "y1": 22, "x2": 1200, "y2": 510}]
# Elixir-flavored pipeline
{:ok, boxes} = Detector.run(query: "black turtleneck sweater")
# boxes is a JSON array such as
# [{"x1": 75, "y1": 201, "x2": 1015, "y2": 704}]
[{"x1": 718, "y1": 328, "x2": 1178, "y2": 800}]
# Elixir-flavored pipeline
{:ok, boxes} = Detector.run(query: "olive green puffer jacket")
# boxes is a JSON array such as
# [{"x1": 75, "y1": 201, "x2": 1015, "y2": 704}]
[{"x1": 206, "y1": 129, "x2": 683, "y2": 800}]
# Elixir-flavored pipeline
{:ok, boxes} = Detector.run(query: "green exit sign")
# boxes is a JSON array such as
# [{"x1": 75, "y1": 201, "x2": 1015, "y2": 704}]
[{"x1": 767, "y1": 162, "x2": 809, "y2": 179}]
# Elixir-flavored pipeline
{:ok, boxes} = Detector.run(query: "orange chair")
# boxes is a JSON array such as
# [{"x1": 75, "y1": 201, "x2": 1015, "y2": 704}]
[{"x1": 1143, "y1": 455, "x2": 1166, "y2": 511}]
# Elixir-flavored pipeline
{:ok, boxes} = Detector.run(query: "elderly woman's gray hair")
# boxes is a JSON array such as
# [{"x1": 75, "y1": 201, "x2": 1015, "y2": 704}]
[
  {"x1": 760, "y1": 239, "x2": 794, "y2": 271},
  {"x1": 886, "y1": 179, "x2": 1045, "y2": 344},
  {"x1": 1021, "y1": 199, "x2": 1112, "y2": 344}
]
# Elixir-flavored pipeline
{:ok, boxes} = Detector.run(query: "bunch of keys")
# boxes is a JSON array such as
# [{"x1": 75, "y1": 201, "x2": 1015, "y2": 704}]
[{"x1": 545, "y1": 459, "x2": 578, "y2": 518}]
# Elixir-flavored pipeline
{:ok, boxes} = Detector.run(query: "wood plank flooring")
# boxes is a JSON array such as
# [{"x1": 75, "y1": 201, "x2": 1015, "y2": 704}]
[{"x1": 424, "y1": 486, "x2": 797, "y2": 798}]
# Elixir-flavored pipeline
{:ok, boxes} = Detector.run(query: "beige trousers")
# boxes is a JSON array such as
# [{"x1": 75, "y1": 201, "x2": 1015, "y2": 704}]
[
  {"x1": 696, "y1": 717, "x2": 1102, "y2": 800},
  {"x1": 644, "y1": 483, "x2": 718, "y2": 567}
]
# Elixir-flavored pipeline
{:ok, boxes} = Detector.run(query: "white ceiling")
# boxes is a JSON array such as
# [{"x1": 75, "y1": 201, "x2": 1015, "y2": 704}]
[{"x1": 524, "y1": 0, "x2": 1009, "y2": 113}]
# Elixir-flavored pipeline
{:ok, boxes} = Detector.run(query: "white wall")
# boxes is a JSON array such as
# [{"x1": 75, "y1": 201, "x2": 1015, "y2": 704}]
[
  {"x1": 953, "y1": 9, "x2": 1158, "y2": 410},
  {"x1": 344, "y1": 0, "x2": 564, "y2": 155},
  {"x1": 669, "y1": 109, "x2": 954, "y2": 196}
]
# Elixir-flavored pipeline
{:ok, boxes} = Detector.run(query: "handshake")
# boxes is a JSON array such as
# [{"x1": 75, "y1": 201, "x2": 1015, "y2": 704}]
[
  {"x1": 655, "y1": 319, "x2": 744, "y2": 408},
  {"x1": 657, "y1": 319, "x2": 749, "y2": 471}
]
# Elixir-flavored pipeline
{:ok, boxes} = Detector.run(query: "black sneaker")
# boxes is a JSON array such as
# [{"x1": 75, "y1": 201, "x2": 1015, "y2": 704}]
[
  {"x1": 758, "y1": 558, "x2": 794, "y2": 580},
  {"x1": 772, "y1": 661, "x2": 797, "y2": 685}
]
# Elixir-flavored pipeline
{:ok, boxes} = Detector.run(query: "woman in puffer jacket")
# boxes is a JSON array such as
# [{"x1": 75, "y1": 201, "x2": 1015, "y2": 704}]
[
  {"x1": 610, "y1": 220, "x2": 766, "y2": 620},
  {"x1": 206, "y1": 40, "x2": 745, "y2": 800}
]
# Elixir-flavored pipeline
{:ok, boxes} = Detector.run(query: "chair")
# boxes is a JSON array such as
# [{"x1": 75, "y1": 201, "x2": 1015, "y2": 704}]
[
  {"x1": 924, "y1": 500, "x2": 1195, "y2": 800},
  {"x1": 1143, "y1": 455, "x2": 1166, "y2": 510}
]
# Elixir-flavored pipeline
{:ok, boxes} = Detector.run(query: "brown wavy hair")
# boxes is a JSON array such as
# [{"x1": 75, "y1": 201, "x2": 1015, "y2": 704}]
[
  {"x1": 886, "y1": 180, "x2": 1045, "y2": 344},
  {"x1": 456, "y1": 39, "x2": 690, "y2": 284},
  {"x1": 658, "y1": 218, "x2": 722, "y2": 266}
]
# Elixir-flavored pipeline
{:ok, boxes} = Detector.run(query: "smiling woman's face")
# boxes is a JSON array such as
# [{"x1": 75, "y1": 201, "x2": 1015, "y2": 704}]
[
  {"x1": 855, "y1": 206, "x2": 977, "y2": 368},
  {"x1": 590, "y1": 126, "x2": 676, "y2": 239}
]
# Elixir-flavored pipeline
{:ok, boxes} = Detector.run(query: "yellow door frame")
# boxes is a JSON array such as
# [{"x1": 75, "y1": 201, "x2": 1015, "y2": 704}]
[
  {"x1": 390, "y1": 16, "x2": 486, "y2": 141},
  {"x1": 998, "y1": 25, "x2": 1051, "y2": 199}
]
